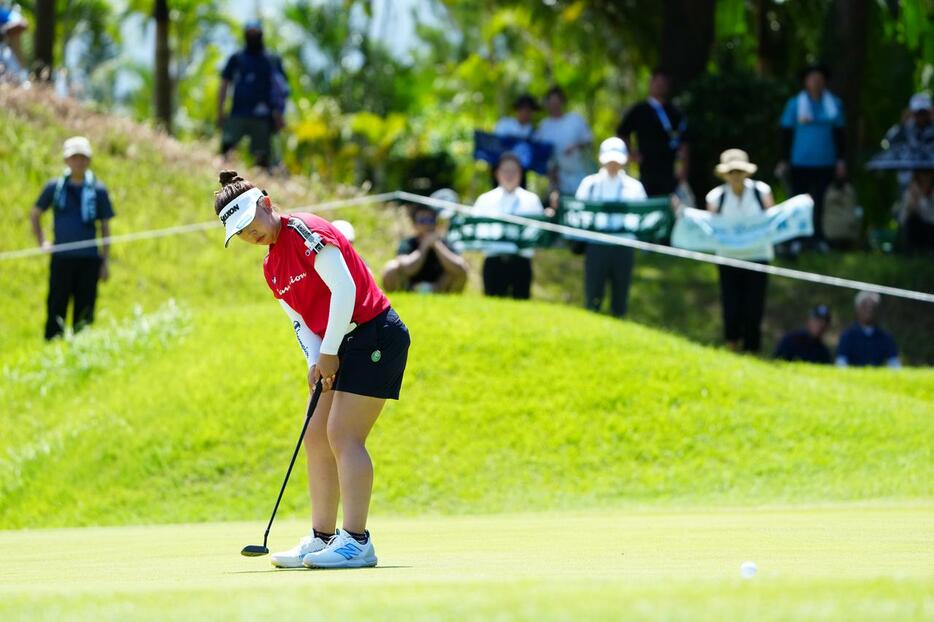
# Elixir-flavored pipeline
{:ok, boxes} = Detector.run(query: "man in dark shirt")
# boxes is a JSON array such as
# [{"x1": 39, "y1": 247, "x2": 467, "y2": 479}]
[
  {"x1": 774, "y1": 305, "x2": 833, "y2": 364},
  {"x1": 616, "y1": 69, "x2": 690, "y2": 196},
  {"x1": 836, "y1": 292, "x2": 900, "y2": 368},
  {"x1": 217, "y1": 20, "x2": 288, "y2": 168},
  {"x1": 382, "y1": 200, "x2": 468, "y2": 294},
  {"x1": 29, "y1": 136, "x2": 115, "y2": 340}
]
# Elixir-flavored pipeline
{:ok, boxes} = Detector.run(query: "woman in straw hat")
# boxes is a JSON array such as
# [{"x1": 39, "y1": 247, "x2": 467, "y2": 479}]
[{"x1": 705, "y1": 149, "x2": 775, "y2": 352}]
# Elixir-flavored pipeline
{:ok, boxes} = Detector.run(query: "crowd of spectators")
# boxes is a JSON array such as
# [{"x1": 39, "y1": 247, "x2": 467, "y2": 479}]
[
  {"x1": 13, "y1": 17, "x2": 924, "y2": 367},
  {"x1": 378, "y1": 65, "x2": 925, "y2": 367}
]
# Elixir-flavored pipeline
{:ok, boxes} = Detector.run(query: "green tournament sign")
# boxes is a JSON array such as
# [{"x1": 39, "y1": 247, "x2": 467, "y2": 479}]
[
  {"x1": 446, "y1": 214, "x2": 554, "y2": 252},
  {"x1": 558, "y1": 197, "x2": 673, "y2": 243}
]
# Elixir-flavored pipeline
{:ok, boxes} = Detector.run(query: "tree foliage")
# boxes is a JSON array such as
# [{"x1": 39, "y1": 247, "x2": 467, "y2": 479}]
[{"x1": 15, "y1": 0, "x2": 933, "y2": 216}]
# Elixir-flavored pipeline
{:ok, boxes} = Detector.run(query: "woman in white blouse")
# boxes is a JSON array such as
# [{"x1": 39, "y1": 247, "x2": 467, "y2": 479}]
[
  {"x1": 473, "y1": 152, "x2": 545, "y2": 299},
  {"x1": 705, "y1": 149, "x2": 775, "y2": 352}
]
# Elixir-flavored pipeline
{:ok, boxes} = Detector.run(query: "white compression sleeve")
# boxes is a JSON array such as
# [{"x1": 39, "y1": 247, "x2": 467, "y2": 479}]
[
  {"x1": 278, "y1": 299, "x2": 321, "y2": 368},
  {"x1": 314, "y1": 245, "x2": 356, "y2": 356}
]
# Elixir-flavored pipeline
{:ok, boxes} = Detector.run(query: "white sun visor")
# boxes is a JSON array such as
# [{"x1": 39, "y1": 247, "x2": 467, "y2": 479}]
[{"x1": 219, "y1": 187, "x2": 264, "y2": 247}]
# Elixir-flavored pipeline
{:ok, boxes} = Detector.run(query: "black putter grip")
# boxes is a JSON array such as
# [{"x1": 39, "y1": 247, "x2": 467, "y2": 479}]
[{"x1": 261, "y1": 380, "x2": 324, "y2": 548}]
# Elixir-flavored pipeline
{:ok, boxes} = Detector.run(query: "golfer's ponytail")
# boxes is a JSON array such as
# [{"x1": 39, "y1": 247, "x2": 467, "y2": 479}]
[{"x1": 214, "y1": 170, "x2": 255, "y2": 215}]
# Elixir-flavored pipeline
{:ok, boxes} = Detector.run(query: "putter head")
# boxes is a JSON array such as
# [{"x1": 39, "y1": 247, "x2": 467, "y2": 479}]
[{"x1": 241, "y1": 544, "x2": 269, "y2": 557}]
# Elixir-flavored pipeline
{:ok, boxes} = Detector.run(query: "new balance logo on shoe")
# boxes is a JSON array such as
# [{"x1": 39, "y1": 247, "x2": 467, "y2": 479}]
[{"x1": 333, "y1": 543, "x2": 360, "y2": 560}]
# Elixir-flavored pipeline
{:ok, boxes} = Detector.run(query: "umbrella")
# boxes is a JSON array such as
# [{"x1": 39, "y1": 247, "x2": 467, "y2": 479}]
[{"x1": 866, "y1": 125, "x2": 934, "y2": 171}]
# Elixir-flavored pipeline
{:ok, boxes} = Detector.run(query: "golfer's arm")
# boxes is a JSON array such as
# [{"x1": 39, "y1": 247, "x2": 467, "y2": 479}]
[
  {"x1": 314, "y1": 245, "x2": 356, "y2": 356},
  {"x1": 278, "y1": 299, "x2": 320, "y2": 368}
]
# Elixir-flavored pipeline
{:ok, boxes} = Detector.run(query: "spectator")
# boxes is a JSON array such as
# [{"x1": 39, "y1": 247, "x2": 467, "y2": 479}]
[
  {"x1": 896, "y1": 169, "x2": 934, "y2": 254},
  {"x1": 382, "y1": 202, "x2": 468, "y2": 294},
  {"x1": 534, "y1": 86, "x2": 594, "y2": 200},
  {"x1": 705, "y1": 149, "x2": 775, "y2": 353},
  {"x1": 616, "y1": 68, "x2": 689, "y2": 197},
  {"x1": 29, "y1": 137, "x2": 115, "y2": 340},
  {"x1": 473, "y1": 153, "x2": 545, "y2": 299},
  {"x1": 575, "y1": 137, "x2": 647, "y2": 317},
  {"x1": 773, "y1": 305, "x2": 833, "y2": 364},
  {"x1": 883, "y1": 93, "x2": 933, "y2": 192},
  {"x1": 494, "y1": 94, "x2": 538, "y2": 139},
  {"x1": 0, "y1": 3, "x2": 27, "y2": 81},
  {"x1": 779, "y1": 64, "x2": 846, "y2": 254},
  {"x1": 217, "y1": 20, "x2": 288, "y2": 169},
  {"x1": 836, "y1": 292, "x2": 900, "y2": 368}
]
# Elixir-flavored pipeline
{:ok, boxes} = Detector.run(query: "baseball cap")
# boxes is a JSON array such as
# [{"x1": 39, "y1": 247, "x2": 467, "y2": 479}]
[
  {"x1": 599, "y1": 137, "x2": 628, "y2": 165},
  {"x1": 810, "y1": 304, "x2": 831, "y2": 321},
  {"x1": 63, "y1": 136, "x2": 92, "y2": 159},
  {"x1": 219, "y1": 187, "x2": 264, "y2": 247},
  {"x1": 909, "y1": 93, "x2": 932, "y2": 113},
  {"x1": 244, "y1": 19, "x2": 263, "y2": 32}
]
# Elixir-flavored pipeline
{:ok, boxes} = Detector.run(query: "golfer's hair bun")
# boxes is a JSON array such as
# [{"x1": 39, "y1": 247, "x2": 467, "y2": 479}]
[{"x1": 219, "y1": 170, "x2": 244, "y2": 187}]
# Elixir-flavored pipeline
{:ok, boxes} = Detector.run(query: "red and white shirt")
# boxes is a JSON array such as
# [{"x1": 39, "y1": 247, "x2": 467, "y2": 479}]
[{"x1": 263, "y1": 213, "x2": 389, "y2": 362}]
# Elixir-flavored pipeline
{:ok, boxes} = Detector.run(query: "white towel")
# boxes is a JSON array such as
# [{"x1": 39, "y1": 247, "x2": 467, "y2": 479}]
[{"x1": 796, "y1": 90, "x2": 838, "y2": 124}]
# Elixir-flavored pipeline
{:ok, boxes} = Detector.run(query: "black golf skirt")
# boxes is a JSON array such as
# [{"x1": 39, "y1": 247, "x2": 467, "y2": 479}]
[{"x1": 333, "y1": 307, "x2": 410, "y2": 400}]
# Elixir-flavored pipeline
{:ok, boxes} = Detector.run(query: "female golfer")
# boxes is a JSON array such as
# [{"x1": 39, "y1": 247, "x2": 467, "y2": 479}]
[{"x1": 214, "y1": 170, "x2": 409, "y2": 569}]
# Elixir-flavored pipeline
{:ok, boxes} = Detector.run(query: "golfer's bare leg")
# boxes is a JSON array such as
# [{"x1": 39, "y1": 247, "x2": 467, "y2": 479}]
[
  {"x1": 304, "y1": 390, "x2": 339, "y2": 533},
  {"x1": 327, "y1": 391, "x2": 385, "y2": 533}
]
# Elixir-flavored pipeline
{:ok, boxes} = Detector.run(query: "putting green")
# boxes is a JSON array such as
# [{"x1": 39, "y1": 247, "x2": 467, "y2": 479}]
[{"x1": 1, "y1": 504, "x2": 932, "y2": 621}]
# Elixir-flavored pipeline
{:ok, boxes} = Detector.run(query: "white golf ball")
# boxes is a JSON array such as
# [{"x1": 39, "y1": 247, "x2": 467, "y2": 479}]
[{"x1": 740, "y1": 561, "x2": 758, "y2": 579}]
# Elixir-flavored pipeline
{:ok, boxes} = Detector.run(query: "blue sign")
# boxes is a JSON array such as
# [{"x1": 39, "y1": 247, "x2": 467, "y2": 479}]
[{"x1": 473, "y1": 130, "x2": 553, "y2": 175}]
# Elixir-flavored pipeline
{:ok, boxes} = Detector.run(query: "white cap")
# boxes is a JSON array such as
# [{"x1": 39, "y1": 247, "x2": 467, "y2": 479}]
[
  {"x1": 63, "y1": 136, "x2": 92, "y2": 159},
  {"x1": 219, "y1": 187, "x2": 264, "y2": 247},
  {"x1": 599, "y1": 137, "x2": 628, "y2": 165},
  {"x1": 430, "y1": 188, "x2": 460, "y2": 204},
  {"x1": 909, "y1": 93, "x2": 932, "y2": 112},
  {"x1": 332, "y1": 219, "x2": 356, "y2": 243}
]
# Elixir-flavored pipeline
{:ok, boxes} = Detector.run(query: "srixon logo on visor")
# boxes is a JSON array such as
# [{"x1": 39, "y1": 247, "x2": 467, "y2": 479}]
[{"x1": 220, "y1": 204, "x2": 240, "y2": 225}]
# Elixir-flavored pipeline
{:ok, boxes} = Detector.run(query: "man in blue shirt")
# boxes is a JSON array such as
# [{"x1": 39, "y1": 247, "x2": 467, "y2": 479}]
[
  {"x1": 773, "y1": 304, "x2": 833, "y2": 364},
  {"x1": 778, "y1": 65, "x2": 846, "y2": 253},
  {"x1": 217, "y1": 20, "x2": 288, "y2": 169},
  {"x1": 29, "y1": 137, "x2": 115, "y2": 340},
  {"x1": 836, "y1": 292, "x2": 900, "y2": 368}
]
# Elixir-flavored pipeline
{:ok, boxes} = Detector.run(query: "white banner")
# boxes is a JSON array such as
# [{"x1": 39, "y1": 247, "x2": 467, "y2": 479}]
[{"x1": 672, "y1": 194, "x2": 814, "y2": 252}]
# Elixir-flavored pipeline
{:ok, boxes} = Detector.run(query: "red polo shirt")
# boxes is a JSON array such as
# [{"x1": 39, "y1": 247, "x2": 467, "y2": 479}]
[{"x1": 263, "y1": 213, "x2": 389, "y2": 336}]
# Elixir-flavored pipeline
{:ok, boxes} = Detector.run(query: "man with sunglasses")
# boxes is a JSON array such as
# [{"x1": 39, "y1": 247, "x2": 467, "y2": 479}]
[{"x1": 382, "y1": 197, "x2": 469, "y2": 294}]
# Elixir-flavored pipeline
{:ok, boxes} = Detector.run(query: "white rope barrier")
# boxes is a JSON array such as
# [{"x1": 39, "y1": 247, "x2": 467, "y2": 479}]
[
  {"x1": 0, "y1": 192, "x2": 398, "y2": 261},
  {"x1": 2, "y1": 187, "x2": 932, "y2": 305},
  {"x1": 394, "y1": 191, "x2": 934, "y2": 305}
]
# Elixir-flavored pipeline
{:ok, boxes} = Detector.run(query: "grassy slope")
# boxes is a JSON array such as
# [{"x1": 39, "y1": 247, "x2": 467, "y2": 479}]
[
  {"x1": 1, "y1": 295, "x2": 932, "y2": 529},
  {"x1": 1, "y1": 509, "x2": 932, "y2": 621},
  {"x1": 2, "y1": 86, "x2": 933, "y2": 531}
]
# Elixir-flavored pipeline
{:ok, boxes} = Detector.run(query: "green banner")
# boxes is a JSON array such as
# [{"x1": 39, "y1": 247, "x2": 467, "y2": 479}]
[
  {"x1": 558, "y1": 197, "x2": 673, "y2": 242},
  {"x1": 446, "y1": 214, "x2": 555, "y2": 252}
]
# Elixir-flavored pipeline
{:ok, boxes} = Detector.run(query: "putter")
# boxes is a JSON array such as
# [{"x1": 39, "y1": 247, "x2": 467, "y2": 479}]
[{"x1": 241, "y1": 380, "x2": 324, "y2": 557}]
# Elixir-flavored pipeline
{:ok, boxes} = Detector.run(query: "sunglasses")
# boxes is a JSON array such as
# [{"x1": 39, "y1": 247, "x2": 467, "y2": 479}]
[{"x1": 415, "y1": 215, "x2": 437, "y2": 224}]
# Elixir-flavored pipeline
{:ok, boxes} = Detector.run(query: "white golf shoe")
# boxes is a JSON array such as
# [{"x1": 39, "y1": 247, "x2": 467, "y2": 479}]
[
  {"x1": 303, "y1": 529, "x2": 377, "y2": 569},
  {"x1": 270, "y1": 532, "x2": 329, "y2": 568}
]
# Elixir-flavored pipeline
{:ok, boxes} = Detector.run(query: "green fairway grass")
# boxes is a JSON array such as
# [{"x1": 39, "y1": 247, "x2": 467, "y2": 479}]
[{"x1": 1, "y1": 505, "x2": 932, "y2": 621}]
